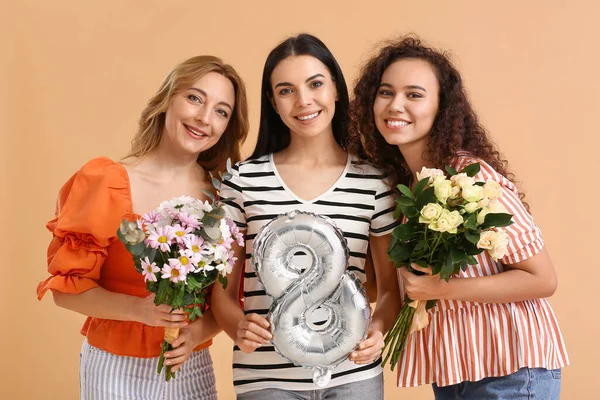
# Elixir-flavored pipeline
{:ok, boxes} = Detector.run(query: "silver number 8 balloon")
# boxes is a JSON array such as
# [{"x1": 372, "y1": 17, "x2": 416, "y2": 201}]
[{"x1": 252, "y1": 210, "x2": 371, "y2": 386}]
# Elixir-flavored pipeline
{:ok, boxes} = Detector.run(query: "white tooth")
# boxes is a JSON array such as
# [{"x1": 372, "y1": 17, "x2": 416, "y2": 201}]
[
  {"x1": 298, "y1": 112, "x2": 319, "y2": 121},
  {"x1": 387, "y1": 120, "x2": 409, "y2": 127}
]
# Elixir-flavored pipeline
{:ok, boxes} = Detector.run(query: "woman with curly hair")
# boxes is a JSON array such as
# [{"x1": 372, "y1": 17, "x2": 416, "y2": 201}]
[{"x1": 349, "y1": 36, "x2": 569, "y2": 399}]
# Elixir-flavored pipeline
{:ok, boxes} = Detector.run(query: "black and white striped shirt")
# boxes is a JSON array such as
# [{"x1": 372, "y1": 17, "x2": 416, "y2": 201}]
[{"x1": 220, "y1": 154, "x2": 397, "y2": 394}]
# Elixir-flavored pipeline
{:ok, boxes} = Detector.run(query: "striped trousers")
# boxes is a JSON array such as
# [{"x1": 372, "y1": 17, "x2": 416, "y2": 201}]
[{"x1": 80, "y1": 340, "x2": 217, "y2": 399}]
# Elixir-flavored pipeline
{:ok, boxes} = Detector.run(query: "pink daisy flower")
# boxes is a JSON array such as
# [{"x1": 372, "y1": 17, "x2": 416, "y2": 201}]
[
  {"x1": 161, "y1": 259, "x2": 187, "y2": 283},
  {"x1": 142, "y1": 210, "x2": 162, "y2": 225},
  {"x1": 140, "y1": 257, "x2": 160, "y2": 282},
  {"x1": 145, "y1": 226, "x2": 175, "y2": 252},
  {"x1": 172, "y1": 224, "x2": 194, "y2": 244},
  {"x1": 176, "y1": 211, "x2": 201, "y2": 230}
]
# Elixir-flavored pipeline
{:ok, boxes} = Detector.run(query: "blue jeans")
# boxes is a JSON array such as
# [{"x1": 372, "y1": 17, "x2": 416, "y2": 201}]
[
  {"x1": 236, "y1": 373, "x2": 383, "y2": 400},
  {"x1": 432, "y1": 367, "x2": 562, "y2": 399}
]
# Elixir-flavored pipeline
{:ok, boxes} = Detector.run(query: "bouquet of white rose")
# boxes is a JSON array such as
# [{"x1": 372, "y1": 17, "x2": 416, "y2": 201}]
[
  {"x1": 382, "y1": 162, "x2": 513, "y2": 370},
  {"x1": 117, "y1": 170, "x2": 243, "y2": 381}
]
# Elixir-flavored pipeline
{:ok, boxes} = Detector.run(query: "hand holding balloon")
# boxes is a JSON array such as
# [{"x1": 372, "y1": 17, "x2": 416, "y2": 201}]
[
  {"x1": 236, "y1": 313, "x2": 273, "y2": 353},
  {"x1": 348, "y1": 329, "x2": 384, "y2": 364}
]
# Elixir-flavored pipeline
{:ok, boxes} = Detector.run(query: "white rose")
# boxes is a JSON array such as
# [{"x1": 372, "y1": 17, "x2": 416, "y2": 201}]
[
  {"x1": 419, "y1": 203, "x2": 444, "y2": 223},
  {"x1": 429, "y1": 209, "x2": 463, "y2": 234},
  {"x1": 478, "y1": 199, "x2": 509, "y2": 224},
  {"x1": 451, "y1": 173, "x2": 475, "y2": 189},
  {"x1": 416, "y1": 167, "x2": 445, "y2": 184},
  {"x1": 464, "y1": 202, "x2": 480, "y2": 213},
  {"x1": 483, "y1": 180, "x2": 503, "y2": 200},
  {"x1": 449, "y1": 185, "x2": 461, "y2": 199},
  {"x1": 433, "y1": 179, "x2": 453, "y2": 203},
  {"x1": 462, "y1": 184, "x2": 484, "y2": 203},
  {"x1": 477, "y1": 230, "x2": 510, "y2": 260},
  {"x1": 477, "y1": 198, "x2": 490, "y2": 208}
]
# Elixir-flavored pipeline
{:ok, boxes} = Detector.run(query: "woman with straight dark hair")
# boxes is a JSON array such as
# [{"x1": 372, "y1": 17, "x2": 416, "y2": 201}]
[{"x1": 212, "y1": 33, "x2": 400, "y2": 400}]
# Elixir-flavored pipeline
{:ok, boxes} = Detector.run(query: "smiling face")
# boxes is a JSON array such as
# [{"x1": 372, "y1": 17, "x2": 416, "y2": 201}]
[
  {"x1": 162, "y1": 71, "x2": 235, "y2": 156},
  {"x1": 269, "y1": 55, "x2": 338, "y2": 140},
  {"x1": 373, "y1": 58, "x2": 440, "y2": 153}
]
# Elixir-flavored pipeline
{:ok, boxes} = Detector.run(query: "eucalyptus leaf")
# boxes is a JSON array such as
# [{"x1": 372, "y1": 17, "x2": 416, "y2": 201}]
[{"x1": 201, "y1": 189, "x2": 215, "y2": 201}]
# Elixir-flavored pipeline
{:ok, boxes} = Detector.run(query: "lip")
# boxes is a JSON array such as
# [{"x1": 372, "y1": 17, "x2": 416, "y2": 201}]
[
  {"x1": 184, "y1": 124, "x2": 209, "y2": 139},
  {"x1": 294, "y1": 110, "x2": 322, "y2": 124}
]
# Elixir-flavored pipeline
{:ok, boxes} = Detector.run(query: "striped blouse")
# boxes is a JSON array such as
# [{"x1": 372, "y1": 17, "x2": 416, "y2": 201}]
[
  {"x1": 396, "y1": 152, "x2": 569, "y2": 387},
  {"x1": 220, "y1": 154, "x2": 397, "y2": 395}
]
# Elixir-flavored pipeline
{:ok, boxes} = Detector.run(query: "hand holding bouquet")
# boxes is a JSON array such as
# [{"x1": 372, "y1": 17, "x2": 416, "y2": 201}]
[
  {"x1": 382, "y1": 163, "x2": 513, "y2": 370},
  {"x1": 117, "y1": 169, "x2": 243, "y2": 381}
]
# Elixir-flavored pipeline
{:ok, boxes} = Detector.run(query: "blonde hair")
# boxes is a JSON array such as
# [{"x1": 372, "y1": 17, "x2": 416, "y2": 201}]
[{"x1": 128, "y1": 55, "x2": 249, "y2": 172}]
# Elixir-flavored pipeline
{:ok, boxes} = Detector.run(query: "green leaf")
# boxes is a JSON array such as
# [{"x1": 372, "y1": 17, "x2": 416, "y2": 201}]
[
  {"x1": 396, "y1": 196, "x2": 414, "y2": 207},
  {"x1": 445, "y1": 165, "x2": 458, "y2": 176},
  {"x1": 201, "y1": 189, "x2": 215, "y2": 202},
  {"x1": 415, "y1": 187, "x2": 437, "y2": 210},
  {"x1": 460, "y1": 163, "x2": 481, "y2": 177},
  {"x1": 449, "y1": 246, "x2": 467, "y2": 264},
  {"x1": 182, "y1": 292, "x2": 195, "y2": 306},
  {"x1": 399, "y1": 204, "x2": 418, "y2": 219},
  {"x1": 425, "y1": 299, "x2": 438, "y2": 309},
  {"x1": 218, "y1": 274, "x2": 228, "y2": 289},
  {"x1": 393, "y1": 204, "x2": 403, "y2": 219},
  {"x1": 187, "y1": 276, "x2": 202, "y2": 291},
  {"x1": 413, "y1": 177, "x2": 430, "y2": 197},
  {"x1": 464, "y1": 214, "x2": 478, "y2": 230},
  {"x1": 481, "y1": 213, "x2": 513, "y2": 229},
  {"x1": 130, "y1": 242, "x2": 146, "y2": 257},
  {"x1": 204, "y1": 225, "x2": 221, "y2": 240},
  {"x1": 465, "y1": 231, "x2": 480, "y2": 244},
  {"x1": 388, "y1": 243, "x2": 411, "y2": 263},
  {"x1": 156, "y1": 279, "x2": 169, "y2": 304},
  {"x1": 474, "y1": 181, "x2": 485, "y2": 187},
  {"x1": 397, "y1": 184, "x2": 414, "y2": 199},
  {"x1": 464, "y1": 240, "x2": 485, "y2": 256},
  {"x1": 414, "y1": 240, "x2": 427, "y2": 252},
  {"x1": 392, "y1": 224, "x2": 417, "y2": 241}
]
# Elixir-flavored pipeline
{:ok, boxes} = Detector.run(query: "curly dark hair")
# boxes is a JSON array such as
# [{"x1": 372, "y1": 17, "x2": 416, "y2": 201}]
[{"x1": 348, "y1": 35, "x2": 527, "y2": 207}]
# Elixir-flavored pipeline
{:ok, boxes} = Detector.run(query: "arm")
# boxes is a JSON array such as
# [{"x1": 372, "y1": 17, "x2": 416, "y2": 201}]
[
  {"x1": 52, "y1": 287, "x2": 188, "y2": 328},
  {"x1": 210, "y1": 242, "x2": 271, "y2": 352},
  {"x1": 362, "y1": 248, "x2": 378, "y2": 303},
  {"x1": 350, "y1": 234, "x2": 401, "y2": 364},
  {"x1": 401, "y1": 247, "x2": 557, "y2": 303}
]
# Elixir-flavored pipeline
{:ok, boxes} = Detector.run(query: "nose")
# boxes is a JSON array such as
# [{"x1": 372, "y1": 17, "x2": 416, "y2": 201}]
[
  {"x1": 295, "y1": 88, "x2": 312, "y2": 108},
  {"x1": 389, "y1": 94, "x2": 405, "y2": 113},
  {"x1": 195, "y1": 104, "x2": 211, "y2": 125}
]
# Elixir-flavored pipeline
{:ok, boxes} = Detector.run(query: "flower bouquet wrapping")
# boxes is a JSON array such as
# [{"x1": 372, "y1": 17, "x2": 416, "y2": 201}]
[{"x1": 382, "y1": 162, "x2": 514, "y2": 369}]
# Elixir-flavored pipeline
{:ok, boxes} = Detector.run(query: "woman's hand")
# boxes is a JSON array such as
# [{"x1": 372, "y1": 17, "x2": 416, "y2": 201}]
[
  {"x1": 399, "y1": 263, "x2": 450, "y2": 301},
  {"x1": 163, "y1": 325, "x2": 196, "y2": 373},
  {"x1": 349, "y1": 329, "x2": 384, "y2": 364},
  {"x1": 136, "y1": 294, "x2": 188, "y2": 328},
  {"x1": 236, "y1": 313, "x2": 272, "y2": 353}
]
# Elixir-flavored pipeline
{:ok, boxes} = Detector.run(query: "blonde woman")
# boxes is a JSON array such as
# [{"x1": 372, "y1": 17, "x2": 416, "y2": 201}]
[{"x1": 37, "y1": 55, "x2": 249, "y2": 399}]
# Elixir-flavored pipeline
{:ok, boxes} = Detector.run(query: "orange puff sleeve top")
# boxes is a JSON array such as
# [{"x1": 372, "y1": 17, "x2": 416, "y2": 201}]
[{"x1": 37, "y1": 157, "x2": 212, "y2": 357}]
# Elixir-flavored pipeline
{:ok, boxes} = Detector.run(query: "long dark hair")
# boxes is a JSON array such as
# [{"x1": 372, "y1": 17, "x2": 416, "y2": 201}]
[
  {"x1": 348, "y1": 35, "x2": 527, "y2": 208},
  {"x1": 250, "y1": 33, "x2": 350, "y2": 159}
]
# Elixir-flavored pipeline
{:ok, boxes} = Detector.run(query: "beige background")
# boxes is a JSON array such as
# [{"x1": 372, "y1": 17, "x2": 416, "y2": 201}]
[{"x1": 3, "y1": 0, "x2": 598, "y2": 398}]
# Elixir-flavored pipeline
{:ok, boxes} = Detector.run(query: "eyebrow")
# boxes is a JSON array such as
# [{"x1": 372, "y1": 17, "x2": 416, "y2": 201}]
[
  {"x1": 189, "y1": 87, "x2": 233, "y2": 111},
  {"x1": 274, "y1": 73, "x2": 326, "y2": 89},
  {"x1": 379, "y1": 83, "x2": 427, "y2": 92}
]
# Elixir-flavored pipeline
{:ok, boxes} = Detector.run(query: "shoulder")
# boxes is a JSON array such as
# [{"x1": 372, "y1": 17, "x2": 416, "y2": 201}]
[
  {"x1": 72, "y1": 157, "x2": 129, "y2": 190},
  {"x1": 453, "y1": 151, "x2": 516, "y2": 191}
]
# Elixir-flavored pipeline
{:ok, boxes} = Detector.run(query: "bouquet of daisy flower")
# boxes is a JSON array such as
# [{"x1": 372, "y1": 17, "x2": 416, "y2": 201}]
[
  {"x1": 382, "y1": 162, "x2": 514, "y2": 370},
  {"x1": 117, "y1": 169, "x2": 243, "y2": 381}
]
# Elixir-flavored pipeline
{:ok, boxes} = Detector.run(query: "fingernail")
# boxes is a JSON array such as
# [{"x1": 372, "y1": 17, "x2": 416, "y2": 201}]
[
  {"x1": 255, "y1": 343, "x2": 261, "y2": 348},
  {"x1": 351, "y1": 352, "x2": 357, "y2": 358},
  {"x1": 165, "y1": 361, "x2": 171, "y2": 365},
  {"x1": 266, "y1": 333, "x2": 273, "y2": 339}
]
